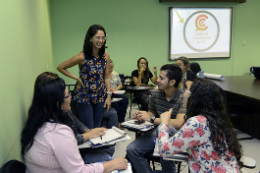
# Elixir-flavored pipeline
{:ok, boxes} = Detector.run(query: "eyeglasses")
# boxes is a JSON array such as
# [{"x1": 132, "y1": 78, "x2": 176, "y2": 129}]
[
  {"x1": 64, "y1": 92, "x2": 71, "y2": 99},
  {"x1": 94, "y1": 36, "x2": 106, "y2": 41}
]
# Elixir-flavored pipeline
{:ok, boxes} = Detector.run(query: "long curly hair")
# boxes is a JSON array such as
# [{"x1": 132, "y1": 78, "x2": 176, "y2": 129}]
[
  {"x1": 137, "y1": 57, "x2": 151, "y2": 84},
  {"x1": 83, "y1": 24, "x2": 106, "y2": 59},
  {"x1": 185, "y1": 78, "x2": 243, "y2": 167}
]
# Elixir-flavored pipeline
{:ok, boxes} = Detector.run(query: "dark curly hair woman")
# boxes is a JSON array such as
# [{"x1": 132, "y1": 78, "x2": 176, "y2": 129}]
[{"x1": 158, "y1": 78, "x2": 243, "y2": 172}]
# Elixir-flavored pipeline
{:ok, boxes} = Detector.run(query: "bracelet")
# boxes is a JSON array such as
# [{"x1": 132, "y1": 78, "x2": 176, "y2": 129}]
[{"x1": 107, "y1": 91, "x2": 112, "y2": 96}]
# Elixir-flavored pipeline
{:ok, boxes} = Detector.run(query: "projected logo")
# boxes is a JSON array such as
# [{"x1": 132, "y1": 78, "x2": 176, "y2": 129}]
[
  {"x1": 183, "y1": 11, "x2": 219, "y2": 52},
  {"x1": 195, "y1": 14, "x2": 208, "y2": 31}
]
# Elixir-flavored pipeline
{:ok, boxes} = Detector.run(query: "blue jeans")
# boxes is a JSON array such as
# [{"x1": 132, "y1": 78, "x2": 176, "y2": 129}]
[
  {"x1": 77, "y1": 102, "x2": 105, "y2": 129},
  {"x1": 127, "y1": 127, "x2": 178, "y2": 173},
  {"x1": 101, "y1": 107, "x2": 118, "y2": 128},
  {"x1": 111, "y1": 94, "x2": 129, "y2": 123}
]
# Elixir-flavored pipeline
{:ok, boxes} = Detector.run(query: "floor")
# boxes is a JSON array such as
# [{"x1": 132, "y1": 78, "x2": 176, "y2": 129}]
[{"x1": 113, "y1": 104, "x2": 260, "y2": 173}]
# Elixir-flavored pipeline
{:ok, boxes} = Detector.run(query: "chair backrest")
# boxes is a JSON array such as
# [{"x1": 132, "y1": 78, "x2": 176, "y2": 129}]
[
  {"x1": 119, "y1": 74, "x2": 125, "y2": 85},
  {"x1": 0, "y1": 160, "x2": 26, "y2": 173},
  {"x1": 189, "y1": 62, "x2": 201, "y2": 75}
]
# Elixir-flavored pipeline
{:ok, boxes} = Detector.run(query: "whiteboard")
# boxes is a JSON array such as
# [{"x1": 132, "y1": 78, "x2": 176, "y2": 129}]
[{"x1": 169, "y1": 7, "x2": 232, "y2": 60}]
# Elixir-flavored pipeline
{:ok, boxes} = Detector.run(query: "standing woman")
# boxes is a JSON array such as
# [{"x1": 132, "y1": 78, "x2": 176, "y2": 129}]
[
  {"x1": 131, "y1": 57, "x2": 157, "y2": 111},
  {"x1": 175, "y1": 56, "x2": 196, "y2": 91},
  {"x1": 57, "y1": 24, "x2": 111, "y2": 129}
]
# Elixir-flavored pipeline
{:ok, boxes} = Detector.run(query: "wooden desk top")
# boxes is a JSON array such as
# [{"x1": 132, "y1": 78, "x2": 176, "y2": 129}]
[{"x1": 208, "y1": 76, "x2": 260, "y2": 101}]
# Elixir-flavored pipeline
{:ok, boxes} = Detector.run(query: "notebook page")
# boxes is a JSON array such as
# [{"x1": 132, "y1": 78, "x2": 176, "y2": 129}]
[{"x1": 90, "y1": 127, "x2": 125, "y2": 145}]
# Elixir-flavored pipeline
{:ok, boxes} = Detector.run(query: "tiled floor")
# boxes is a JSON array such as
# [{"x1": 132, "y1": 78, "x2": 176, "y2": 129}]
[{"x1": 113, "y1": 104, "x2": 260, "y2": 172}]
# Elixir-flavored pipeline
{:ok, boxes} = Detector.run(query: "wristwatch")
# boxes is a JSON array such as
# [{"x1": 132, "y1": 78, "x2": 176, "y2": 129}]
[
  {"x1": 150, "y1": 116, "x2": 156, "y2": 123},
  {"x1": 107, "y1": 91, "x2": 112, "y2": 96}
]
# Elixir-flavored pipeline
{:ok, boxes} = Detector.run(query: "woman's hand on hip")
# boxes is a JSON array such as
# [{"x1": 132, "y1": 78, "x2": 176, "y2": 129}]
[
  {"x1": 104, "y1": 96, "x2": 111, "y2": 111},
  {"x1": 76, "y1": 78, "x2": 85, "y2": 89}
]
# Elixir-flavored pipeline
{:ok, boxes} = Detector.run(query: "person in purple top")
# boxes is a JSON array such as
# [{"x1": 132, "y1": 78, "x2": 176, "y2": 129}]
[{"x1": 21, "y1": 73, "x2": 127, "y2": 173}]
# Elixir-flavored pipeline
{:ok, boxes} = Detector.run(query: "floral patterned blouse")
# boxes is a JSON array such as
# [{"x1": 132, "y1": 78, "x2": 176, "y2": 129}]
[
  {"x1": 110, "y1": 71, "x2": 122, "y2": 90},
  {"x1": 158, "y1": 116, "x2": 240, "y2": 173},
  {"x1": 73, "y1": 53, "x2": 107, "y2": 104}
]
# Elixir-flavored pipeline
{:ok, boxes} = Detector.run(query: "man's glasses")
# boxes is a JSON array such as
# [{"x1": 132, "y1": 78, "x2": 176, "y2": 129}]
[
  {"x1": 94, "y1": 36, "x2": 106, "y2": 41},
  {"x1": 64, "y1": 92, "x2": 71, "y2": 99}
]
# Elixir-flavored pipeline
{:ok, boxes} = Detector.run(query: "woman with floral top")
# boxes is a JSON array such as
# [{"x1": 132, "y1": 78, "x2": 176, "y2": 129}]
[
  {"x1": 57, "y1": 24, "x2": 112, "y2": 129},
  {"x1": 158, "y1": 78, "x2": 243, "y2": 173}
]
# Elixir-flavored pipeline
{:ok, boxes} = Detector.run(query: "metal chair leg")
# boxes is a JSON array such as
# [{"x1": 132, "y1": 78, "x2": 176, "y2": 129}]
[{"x1": 129, "y1": 102, "x2": 133, "y2": 118}]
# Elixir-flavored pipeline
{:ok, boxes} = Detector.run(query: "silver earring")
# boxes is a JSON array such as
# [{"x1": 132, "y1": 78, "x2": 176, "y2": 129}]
[{"x1": 61, "y1": 107, "x2": 63, "y2": 110}]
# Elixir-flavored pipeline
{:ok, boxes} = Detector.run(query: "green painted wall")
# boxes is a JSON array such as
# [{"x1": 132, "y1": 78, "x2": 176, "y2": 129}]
[
  {"x1": 0, "y1": 0, "x2": 54, "y2": 166},
  {"x1": 1, "y1": 0, "x2": 259, "y2": 167},
  {"x1": 51, "y1": 0, "x2": 260, "y2": 84}
]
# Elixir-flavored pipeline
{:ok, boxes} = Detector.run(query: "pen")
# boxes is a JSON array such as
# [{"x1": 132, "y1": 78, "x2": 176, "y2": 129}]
[{"x1": 100, "y1": 136, "x2": 102, "y2": 140}]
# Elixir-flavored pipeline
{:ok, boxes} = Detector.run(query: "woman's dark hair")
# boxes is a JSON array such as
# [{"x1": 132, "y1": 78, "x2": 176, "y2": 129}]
[
  {"x1": 137, "y1": 57, "x2": 150, "y2": 83},
  {"x1": 185, "y1": 78, "x2": 243, "y2": 167},
  {"x1": 160, "y1": 64, "x2": 182, "y2": 88},
  {"x1": 83, "y1": 24, "x2": 106, "y2": 59},
  {"x1": 34, "y1": 72, "x2": 59, "y2": 89},
  {"x1": 21, "y1": 77, "x2": 66, "y2": 154}
]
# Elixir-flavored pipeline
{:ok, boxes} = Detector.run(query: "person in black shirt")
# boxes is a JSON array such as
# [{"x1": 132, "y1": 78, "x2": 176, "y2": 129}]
[
  {"x1": 176, "y1": 56, "x2": 196, "y2": 91},
  {"x1": 131, "y1": 57, "x2": 158, "y2": 111}
]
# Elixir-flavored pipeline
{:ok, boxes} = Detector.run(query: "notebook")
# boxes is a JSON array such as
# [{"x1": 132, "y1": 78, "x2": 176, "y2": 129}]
[
  {"x1": 89, "y1": 126, "x2": 126, "y2": 145},
  {"x1": 121, "y1": 120, "x2": 155, "y2": 131},
  {"x1": 78, "y1": 135, "x2": 131, "y2": 149}
]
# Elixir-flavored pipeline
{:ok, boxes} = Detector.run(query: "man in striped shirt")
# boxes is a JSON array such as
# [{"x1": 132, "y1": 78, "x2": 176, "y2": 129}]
[{"x1": 126, "y1": 64, "x2": 187, "y2": 173}]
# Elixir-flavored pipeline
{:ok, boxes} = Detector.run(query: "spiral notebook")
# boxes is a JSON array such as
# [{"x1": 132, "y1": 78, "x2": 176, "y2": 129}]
[{"x1": 89, "y1": 126, "x2": 126, "y2": 145}]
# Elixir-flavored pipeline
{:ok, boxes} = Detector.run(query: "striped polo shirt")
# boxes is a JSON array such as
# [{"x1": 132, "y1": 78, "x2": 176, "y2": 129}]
[{"x1": 148, "y1": 89, "x2": 186, "y2": 119}]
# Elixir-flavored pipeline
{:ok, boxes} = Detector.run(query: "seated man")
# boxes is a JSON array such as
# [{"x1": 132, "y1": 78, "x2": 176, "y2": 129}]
[{"x1": 126, "y1": 64, "x2": 186, "y2": 173}]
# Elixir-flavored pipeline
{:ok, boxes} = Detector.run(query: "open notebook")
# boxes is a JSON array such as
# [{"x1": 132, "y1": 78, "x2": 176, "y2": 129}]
[
  {"x1": 78, "y1": 135, "x2": 130, "y2": 149},
  {"x1": 90, "y1": 126, "x2": 126, "y2": 145}
]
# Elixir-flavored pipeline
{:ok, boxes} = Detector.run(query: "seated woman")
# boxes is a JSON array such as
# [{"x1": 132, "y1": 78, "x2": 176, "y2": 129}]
[
  {"x1": 32, "y1": 72, "x2": 116, "y2": 162},
  {"x1": 21, "y1": 74, "x2": 127, "y2": 173},
  {"x1": 109, "y1": 60, "x2": 129, "y2": 128},
  {"x1": 158, "y1": 78, "x2": 243, "y2": 172},
  {"x1": 131, "y1": 57, "x2": 158, "y2": 111},
  {"x1": 176, "y1": 56, "x2": 196, "y2": 108},
  {"x1": 175, "y1": 56, "x2": 196, "y2": 91}
]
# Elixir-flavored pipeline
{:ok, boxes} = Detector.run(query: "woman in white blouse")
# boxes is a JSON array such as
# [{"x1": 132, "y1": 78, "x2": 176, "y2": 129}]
[{"x1": 21, "y1": 76, "x2": 127, "y2": 173}]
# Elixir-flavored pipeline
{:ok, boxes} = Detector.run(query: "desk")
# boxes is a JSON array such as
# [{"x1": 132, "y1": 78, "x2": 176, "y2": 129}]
[
  {"x1": 208, "y1": 76, "x2": 260, "y2": 139},
  {"x1": 209, "y1": 76, "x2": 260, "y2": 101},
  {"x1": 126, "y1": 86, "x2": 151, "y2": 118}
]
